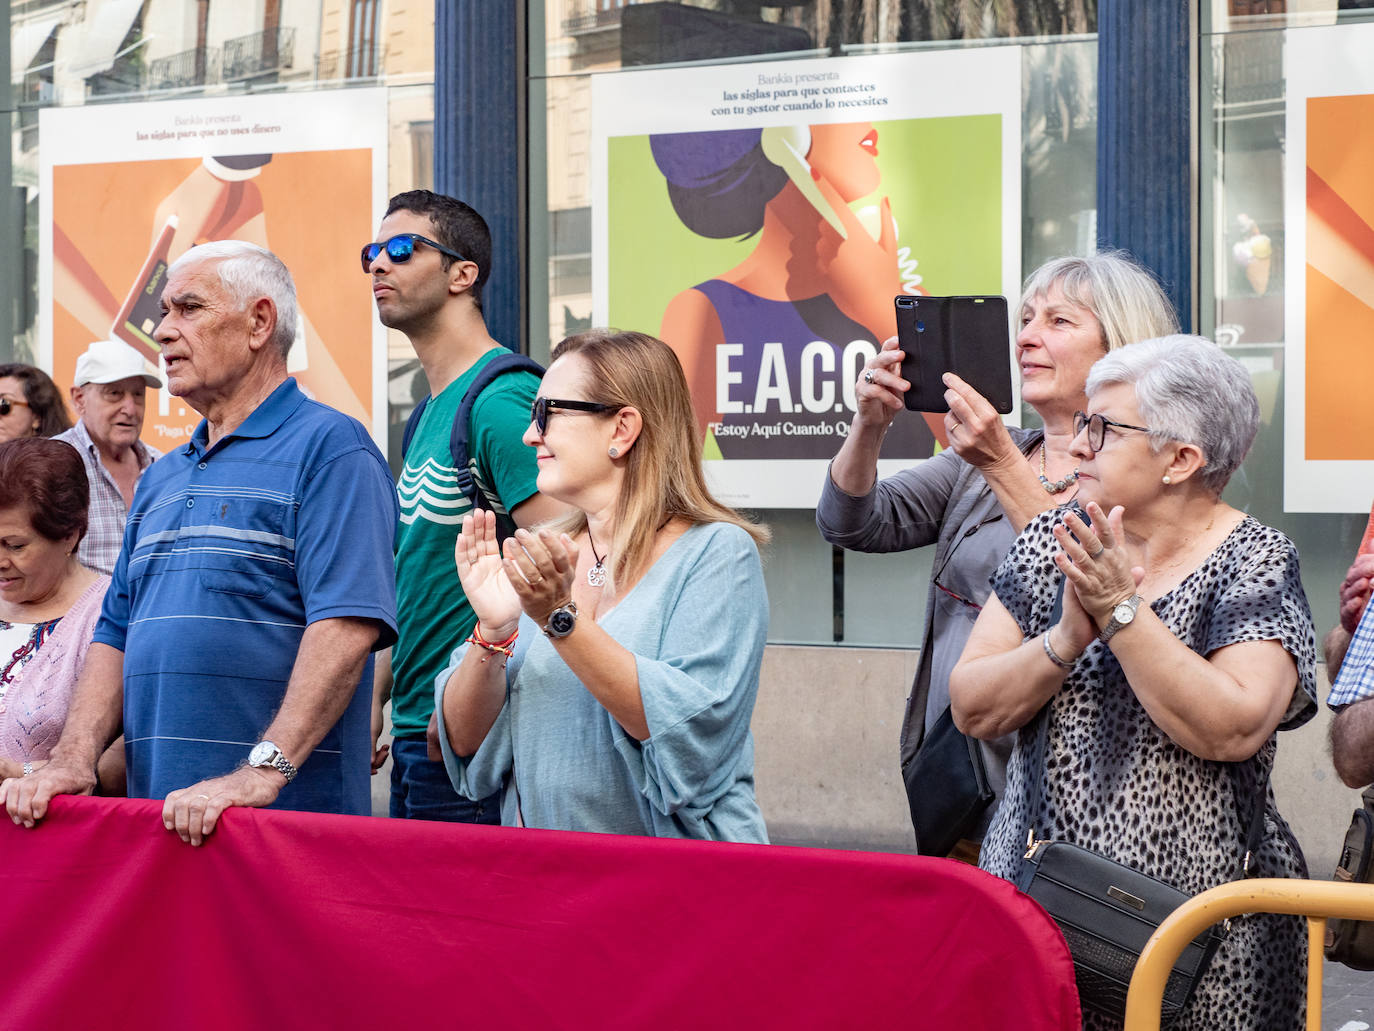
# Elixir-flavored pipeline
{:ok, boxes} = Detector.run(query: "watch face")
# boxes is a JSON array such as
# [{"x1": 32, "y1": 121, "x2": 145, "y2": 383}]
[
  {"x1": 1113, "y1": 599, "x2": 1138, "y2": 624},
  {"x1": 249, "y1": 741, "x2": 274, "y2": 766},
  {"x1": 549, "y1": 608, "x2": 577, "y2": 637}
]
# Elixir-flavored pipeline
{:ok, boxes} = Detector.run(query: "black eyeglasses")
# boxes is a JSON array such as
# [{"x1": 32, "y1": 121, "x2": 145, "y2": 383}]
[
  {"x1": 0, "y1": 397, "x2": 30, "y2": 417},
  {"x1": 931, "y1": 512, "x2": 1004, "y2": 612},
  {"x1": 1073, "y1": 411, "x2": 1152, "y2": 453},
  {"x1": 360, "y1": 233, "x2": 466, "y2": 273},
  {"x1": 531, "y1": 397, "x2": 618, "y2": 436}
]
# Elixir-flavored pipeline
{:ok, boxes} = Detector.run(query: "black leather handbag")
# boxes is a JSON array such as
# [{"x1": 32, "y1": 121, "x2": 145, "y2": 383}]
[
  {"x1": 902, "y1": 704, "x2": 994, "y2": 857},
  {"x1": 1016, "y1": 707, "x2": 1263, "y2": 1027},
  {"x1": 1326, "y1": 786, "x2": 1374, "y2": 970}
]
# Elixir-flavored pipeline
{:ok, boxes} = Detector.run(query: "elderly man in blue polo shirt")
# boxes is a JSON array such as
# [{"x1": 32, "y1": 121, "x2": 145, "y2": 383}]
[{"x1": 2, "y1": 240, "x2": 398, "y2": 845}]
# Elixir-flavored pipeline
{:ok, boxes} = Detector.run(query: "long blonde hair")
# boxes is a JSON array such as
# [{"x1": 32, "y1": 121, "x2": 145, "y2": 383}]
[{"x1": 546, "y1": 329, "x2": 769, "y2": 589}]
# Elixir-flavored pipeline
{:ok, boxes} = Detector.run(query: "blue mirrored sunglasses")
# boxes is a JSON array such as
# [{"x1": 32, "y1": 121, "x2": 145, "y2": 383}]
[{"x1": 361, "y1": 233, "x2": 465, "y2": 272}]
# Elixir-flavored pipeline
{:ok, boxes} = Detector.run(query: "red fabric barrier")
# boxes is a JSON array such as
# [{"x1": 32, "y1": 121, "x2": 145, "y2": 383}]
[{"x1": 0, "y1": 797, "x2": 1079, "y2": 1029}]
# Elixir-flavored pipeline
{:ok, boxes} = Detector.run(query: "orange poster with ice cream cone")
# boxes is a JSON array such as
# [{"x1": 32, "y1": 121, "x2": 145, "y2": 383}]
[
  {"x1": 1284, "y1": 26, "x2": 1374, "y2": 512},
  {"x1": 39, "y1": 90, "x2": 389, "y2": 450}
]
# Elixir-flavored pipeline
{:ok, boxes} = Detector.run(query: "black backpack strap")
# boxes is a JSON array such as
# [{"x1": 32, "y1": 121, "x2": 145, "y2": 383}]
[
  {"x1": 400, "y1": 395, "x2": 431, "y2": 459},
  {"x1": 450, "y1": 351, "x2": 545, "y2": 542}
]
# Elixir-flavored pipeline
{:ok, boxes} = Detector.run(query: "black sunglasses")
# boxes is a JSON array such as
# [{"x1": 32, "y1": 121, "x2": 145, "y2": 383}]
[
  {"x1": 0, "y1": 397, "x2": 30, "y2": 417},
  {"x1": 531, "y1": 397, "x2": 617, "y2": 436},
  {"x1": 361, "y1": 233, "x2": 466, "y2": 273},
  {"x1": 1072, "y1": 411, "x2": 1152, "y2": 453}
]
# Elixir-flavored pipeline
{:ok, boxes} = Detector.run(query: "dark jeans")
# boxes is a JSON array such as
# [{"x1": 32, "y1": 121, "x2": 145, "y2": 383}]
[{"x1": 388, "y1": 736, "x2": 501, "y2": 824}]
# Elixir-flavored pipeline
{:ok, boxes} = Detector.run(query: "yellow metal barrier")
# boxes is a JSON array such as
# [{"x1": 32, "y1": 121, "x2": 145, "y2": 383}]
[{"x1": 1124, "y1": 878, "x2": 1374, "y2": 1031}]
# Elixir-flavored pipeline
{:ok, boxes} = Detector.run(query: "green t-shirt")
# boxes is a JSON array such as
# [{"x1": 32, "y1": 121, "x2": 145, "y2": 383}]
[{"x1": 391, "y1": 349, "x2": 541, "y2": 736}]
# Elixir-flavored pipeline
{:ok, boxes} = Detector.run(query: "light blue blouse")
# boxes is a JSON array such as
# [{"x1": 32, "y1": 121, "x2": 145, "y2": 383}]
[{"x1": 435, "y1": 521, "x2": 769, "y2": 842}]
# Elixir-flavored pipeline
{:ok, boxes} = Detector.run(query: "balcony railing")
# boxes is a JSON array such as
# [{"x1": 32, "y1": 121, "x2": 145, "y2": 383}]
[
  {"x1": 563, "y1": 1, "x2": 640, "y2": 36},
  {"x1": 223, "y1": 26, "x2": 296, "y2": 81},
  {"x1": 316, "y1": 44, "x2": 382, "y2": 80},
  {"x1": 148, "y1": 46, "x2": 219, "y2": 90}
]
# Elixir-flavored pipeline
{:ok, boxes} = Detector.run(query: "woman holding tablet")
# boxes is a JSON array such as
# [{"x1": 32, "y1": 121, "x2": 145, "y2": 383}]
[{"x1": 816, "y1": 251, "x2": 1176, "y2": 859}]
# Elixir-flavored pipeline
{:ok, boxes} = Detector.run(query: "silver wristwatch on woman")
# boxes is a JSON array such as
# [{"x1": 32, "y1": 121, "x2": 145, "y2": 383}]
[{"x1": 1098, "y1": 594, "x2": 1144, "y2": 643}]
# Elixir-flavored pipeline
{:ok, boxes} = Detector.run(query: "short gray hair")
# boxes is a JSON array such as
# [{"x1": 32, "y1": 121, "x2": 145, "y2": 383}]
[
  {"x1": 167, "y1": 240, "x2": 298, "y2": 359},
  {"x1": 1086, "y1": 334, "x2": 1260, "y2": 493},
  {"x1": 1020, "y1": 251, "x2": 1179, "y2": 352}
]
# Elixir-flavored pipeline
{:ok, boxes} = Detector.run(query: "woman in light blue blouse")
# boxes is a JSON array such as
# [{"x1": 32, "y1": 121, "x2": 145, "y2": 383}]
[{"x1": 436, "y1": 329, "x2": 771, "y2": 840}]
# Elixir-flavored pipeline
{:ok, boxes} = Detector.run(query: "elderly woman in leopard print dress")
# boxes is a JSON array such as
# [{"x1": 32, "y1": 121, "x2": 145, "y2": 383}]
[{"x1": 950, "y1": 335, "x2": 1316, "y2": 1031}]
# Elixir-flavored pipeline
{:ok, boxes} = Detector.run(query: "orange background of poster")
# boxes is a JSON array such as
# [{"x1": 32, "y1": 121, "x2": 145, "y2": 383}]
[
  {"x1": 52, "y1": 149, "x2": 373, "y2": 448},
  {"x1": 1305, "y1": 95, "x2": 1374, "y2": 460}
]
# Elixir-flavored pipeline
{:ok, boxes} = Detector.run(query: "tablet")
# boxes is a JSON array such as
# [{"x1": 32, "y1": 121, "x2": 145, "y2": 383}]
[{"x1": 895, "y1": 295, "x2": 1014, "y2": 414}]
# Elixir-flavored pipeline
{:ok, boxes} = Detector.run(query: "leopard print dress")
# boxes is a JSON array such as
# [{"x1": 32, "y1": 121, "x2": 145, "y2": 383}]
[{"x1": 979, "y1": 511, "x2": 1318, "y2": 1031}]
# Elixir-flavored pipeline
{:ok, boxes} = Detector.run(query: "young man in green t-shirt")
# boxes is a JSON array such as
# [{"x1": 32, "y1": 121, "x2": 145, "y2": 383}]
[{"x1": 366, "y1": 190, "x2": 564, "y2": 821}]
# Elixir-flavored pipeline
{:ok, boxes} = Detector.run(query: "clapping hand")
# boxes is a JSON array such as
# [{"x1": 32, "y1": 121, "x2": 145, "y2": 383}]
[
  {"x1": 503, "y1": 527, "x2": 580, "y2": 626},
  {"x1": 1339, "y1": 553, "x2": 1374, "y2": 634},
  {"x1": 455, "y1": 511, "x2": 523, "y2": 639},
  {"x1": 1054, "y1": 503, "x2": 1143, "y2": 632}
]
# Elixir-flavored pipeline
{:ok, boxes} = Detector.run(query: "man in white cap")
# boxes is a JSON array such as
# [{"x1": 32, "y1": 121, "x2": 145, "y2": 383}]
[{"x1": 52, "y1": 340, "x2": 163, "y2": 575}]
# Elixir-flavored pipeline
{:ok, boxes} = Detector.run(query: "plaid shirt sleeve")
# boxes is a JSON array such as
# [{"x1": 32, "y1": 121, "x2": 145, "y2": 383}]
[{"x1": 1328, "y1": 597, "x2": 1374, "y2": 709}]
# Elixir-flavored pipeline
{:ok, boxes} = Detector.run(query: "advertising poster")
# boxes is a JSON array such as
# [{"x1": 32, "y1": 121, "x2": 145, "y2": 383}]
[
  {"x1": 40, "y1": 89, "x2": 389, "y2": 449},
  {"x1": 591, "y1": 49, "x2": 1021, "y2": 508},
  {"x1": 1284, "y1": 25, "x2": 1374, "y2": 513}
]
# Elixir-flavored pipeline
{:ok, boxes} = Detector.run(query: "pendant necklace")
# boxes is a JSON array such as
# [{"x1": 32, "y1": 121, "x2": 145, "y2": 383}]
[
  {"x1": 587, "y1": 533, "x2": 608, "y2": 587},
  {"x1": 1038, "y1": 442, "x2": 1079, "y2": 495}
]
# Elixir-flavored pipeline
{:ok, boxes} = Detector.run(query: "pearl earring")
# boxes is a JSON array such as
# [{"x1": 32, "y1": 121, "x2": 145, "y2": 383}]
[
  {"x1": 608, "y1": 447, "x2": 619, "y2": 459},
  {"x1": 1162, "y1": 475, "x2": 1171, "y2": 485}
]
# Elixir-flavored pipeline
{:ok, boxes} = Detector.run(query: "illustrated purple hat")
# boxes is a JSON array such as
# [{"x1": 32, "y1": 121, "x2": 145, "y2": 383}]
[
  {"x1": 648, "y1": 128, "x2": 785, "y2": 239},
  {"x1": 649, "y1": 128, "x2": 764, "y2": 187}
]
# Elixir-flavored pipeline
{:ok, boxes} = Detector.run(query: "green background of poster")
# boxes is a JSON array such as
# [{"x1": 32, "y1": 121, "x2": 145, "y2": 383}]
[{"x1": 606, "y1": 114, "x2": 1004, "y2": 335}]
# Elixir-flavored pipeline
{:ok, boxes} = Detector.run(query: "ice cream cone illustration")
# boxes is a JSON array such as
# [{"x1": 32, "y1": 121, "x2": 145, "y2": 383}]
[{"x1": 1233, "y1": 213, "x2": 1272, "y2": 294}]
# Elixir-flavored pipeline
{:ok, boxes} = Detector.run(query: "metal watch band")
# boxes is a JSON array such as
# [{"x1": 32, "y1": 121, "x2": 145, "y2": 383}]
[
  {"x1": 1098, "y1": 593, "x2": 1143, "y2": 643},
  {"x1": 270, "y1": 753, "x2": 299, "y2": 782}
]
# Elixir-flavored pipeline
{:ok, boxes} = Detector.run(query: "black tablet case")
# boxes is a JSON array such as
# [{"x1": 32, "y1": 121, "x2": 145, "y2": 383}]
[{"x1": 896, "y1": 295, "x2": 1015, "y2": 414}]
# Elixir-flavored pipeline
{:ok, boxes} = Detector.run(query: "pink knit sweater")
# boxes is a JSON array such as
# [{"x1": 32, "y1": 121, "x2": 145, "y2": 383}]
[{"x1": 0, "y1": 576, "x2": 110, "y2": 761}]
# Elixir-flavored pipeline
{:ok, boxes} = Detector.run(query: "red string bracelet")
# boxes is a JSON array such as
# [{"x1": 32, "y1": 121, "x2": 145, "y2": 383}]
[{"x1": 468, "y1": 623, "x2": 518, "y2": 660}]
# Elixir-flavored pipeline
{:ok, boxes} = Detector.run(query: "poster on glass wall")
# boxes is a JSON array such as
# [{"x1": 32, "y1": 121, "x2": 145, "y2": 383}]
[
  {"x1": 39, "y1": 89, "x2": 389, "y2": 449},
  {"x1": 1284, "y1": 25, "x2": 1374, "y2": 514},
  {"x1": 590, "y1": 49, "x2": 1021, "y2": 508}
]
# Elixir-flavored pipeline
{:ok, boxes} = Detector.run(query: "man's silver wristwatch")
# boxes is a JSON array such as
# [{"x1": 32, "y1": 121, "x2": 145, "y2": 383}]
[
  {"x1": 248, "y1": 740, "x2": 298, "y2": 782},
  {"x1": 1098, "y1": 593, "x2": 1144, "y2": 643}
]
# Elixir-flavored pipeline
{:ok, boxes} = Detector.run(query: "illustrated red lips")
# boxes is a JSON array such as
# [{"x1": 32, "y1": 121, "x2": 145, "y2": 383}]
[{"x1": 860, "y1": 129, "x2": 879, "y2": 157}]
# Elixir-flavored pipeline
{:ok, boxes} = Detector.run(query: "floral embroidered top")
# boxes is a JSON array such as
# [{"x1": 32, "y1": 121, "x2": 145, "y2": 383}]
[{"x1": 0, "y1": 617, "x2": 62, "y2": 699}]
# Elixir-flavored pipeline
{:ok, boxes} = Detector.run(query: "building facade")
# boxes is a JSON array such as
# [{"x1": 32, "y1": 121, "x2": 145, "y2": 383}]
[{"x1": 5, "y1": 0, "x2": 1370, "y2": 861}]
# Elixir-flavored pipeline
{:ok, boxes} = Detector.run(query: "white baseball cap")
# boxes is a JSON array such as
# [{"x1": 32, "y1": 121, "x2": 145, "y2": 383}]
[{"x1": 73, "y1": 340, "x2": 163, "y2": 389}]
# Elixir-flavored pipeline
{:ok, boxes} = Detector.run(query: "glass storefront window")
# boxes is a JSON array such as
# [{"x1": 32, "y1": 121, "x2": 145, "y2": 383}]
[
  {"x1": 8, "y1": 0, "x2": 436, "y2": 477},
  {"x1": 1199, "y1": 7, "x2": 1374, "y2": 639},
  {"x1": 530, "y1": 1, "x2": 1099, "y2": 645}
]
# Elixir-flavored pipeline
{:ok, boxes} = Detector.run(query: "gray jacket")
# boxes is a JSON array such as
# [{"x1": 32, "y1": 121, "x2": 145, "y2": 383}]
[{"x1": 815, "y1": 427, "x2": 1041, "y2": 838}]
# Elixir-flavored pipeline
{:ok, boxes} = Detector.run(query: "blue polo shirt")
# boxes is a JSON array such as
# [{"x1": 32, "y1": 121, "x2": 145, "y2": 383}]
[{"x1": 94, "y1": 379, "x2": 399, "y2": 815}]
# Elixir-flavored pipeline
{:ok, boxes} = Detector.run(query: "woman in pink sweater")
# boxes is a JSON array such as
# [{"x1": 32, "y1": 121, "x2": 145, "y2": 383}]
[{"x1": 0, "y1": 438, "x2": 112, "y2": 779}]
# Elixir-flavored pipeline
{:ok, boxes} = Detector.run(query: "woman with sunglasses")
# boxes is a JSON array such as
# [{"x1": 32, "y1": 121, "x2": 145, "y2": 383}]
[
  {"x1": 950, "y1": 336, "x2": 1315, "y2": 1029},
  {"x1": 0, "y1": 364, "x2": 72, "y2": 443},
  {"x1": 816, "y1": 253, "x2": 1177, "y2": 861},
  {"x1": 434, "y1": 329, "x2": 770, "y2": 840}
]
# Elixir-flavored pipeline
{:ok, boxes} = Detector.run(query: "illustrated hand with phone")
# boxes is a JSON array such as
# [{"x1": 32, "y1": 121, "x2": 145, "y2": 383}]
[
  {"x1": 153, "y1": 163, "x2": 267, "y2": 263},
  {"x1": 759, "y1": 125, "x2": 904, "y2": 342}
]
